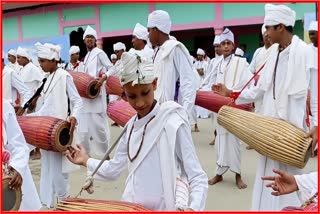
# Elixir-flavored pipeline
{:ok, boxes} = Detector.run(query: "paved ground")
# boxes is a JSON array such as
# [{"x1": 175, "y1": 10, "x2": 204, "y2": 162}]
[{"x1": 29, "y1": 118, "x2": 317, "y2": 211}]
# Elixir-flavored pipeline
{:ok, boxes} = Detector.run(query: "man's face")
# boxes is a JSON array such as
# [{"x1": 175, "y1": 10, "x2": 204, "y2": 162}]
[
  {"x1": 115, "y1": 50, "x2": 124, "y2": 60},
  {"x1": 8, "y1": 54, "x2": 16, "y2": 64},
  {"x1": 123, "y1": 79, "x2": 157, "y2": 118},
  {"x1": 265, "y1": 25, "x2": 283, "y2": 44},
  {"x1": 197, "y1": 55, "x2": 204, "y2": 61},
  {"x1": 214, "y1": 45, "x2": 222, "y2": 56},
  {"x1": 17, "y1": 55, "x2": 29, "y2": 66},
  {"x1": 38, "y1": 58, "x2": 56, "y2": 73},
  {"x1": 220, "y1": 40, "x2": 234, "y2": 57},
  {"x1": 263, "y1": 32, "x2": 272, "y2": 47},
  {"x1": 309, "y1": 30, "x2": 318, "y2": 45},
  {"x1": 84, "y1": 35, "x2": 96, "y2": 49},
  {"x1": 132, "y1": 35, "x2": 145, "y2": 50},
  {"x1": 148, "y1": 27, "x2": 159, "y2": 47},
  {"x1": 70, "y1": 52, "x2": 80, "y2": 62}
]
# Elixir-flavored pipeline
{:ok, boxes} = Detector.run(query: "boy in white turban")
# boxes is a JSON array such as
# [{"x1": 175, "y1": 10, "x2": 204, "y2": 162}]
[
  {"x1": 79, "y1": 25, "x2": 113, "y2": 158},
  {"x1": 65, "y1": 46, "x2": 84, "y2": 72},
  {"x1": 66, "y1": 52, "x2": 208, "y2": 211},
  {"x1": 7, "y1": 49, "x2": 21, "y2": 72},
  {"x1": 208, "y1": 28, "x2": 251, "y2": 190},
  {"x1": 147, "y1": 10, "x2": 196, "y2": 127},
  {"x1": 3, "y1": 100, "x2": 42, "y2": 211},
  {"x1": 132, "y1": 23, "x2": 154, "y2": 58},
  {"x1": 110, "y1": 54, "x2": 117, "y2": 65},
  {"x1": 16, "y1": 46, "x2": 44, "y2": 112},
  {"x1": 213, "y1": 4, "x2": 317, "y2": 210},
  {"x1": 29, "y1": 42, "x2": 83, "y2": 208}
]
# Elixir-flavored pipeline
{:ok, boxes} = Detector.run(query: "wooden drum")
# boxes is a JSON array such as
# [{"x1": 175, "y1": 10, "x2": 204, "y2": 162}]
[
  {"x1": 57, "y1": 198, "x2": 151, "y2": 211},
  {"x1": 195, "y1": 91, "x2": 253, "y2": 113},
  {"x1": 217, "y1": 106, "x2": 312, "y2": 169},
  {"x1": 106, "y1": 75, "x2": 123, "y2": 97},
  {"x1": 107, "y1": 100, "x2": 136, "y2": 127},
  {"x1": 68, "y1": 71, "x2": 100, "y2": 99},
  {"x1": 17, "y1": 116, "x2": 73, "y2": 152},
  {"x1": 2, "y1": 176, "x2": 22, "y2": 211}
]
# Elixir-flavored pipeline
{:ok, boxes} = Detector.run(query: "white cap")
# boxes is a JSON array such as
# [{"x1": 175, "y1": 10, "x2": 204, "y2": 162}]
[
  {"x1": 220, "y1": 28, "x2": 234, "y2": 44},
  {"x1": 147, "y1": 10, "x2": 171, "y2": 34},
  {"x1": 8, "y1": 49, "x2": 17, "y2": 57},
  {"x1": 111, "y1": 54, "x2": 117, "y2": 60},
  {"x1": 308, "y1": 21, "x2": 318, "y2": 31},
  {"x1": 35, "y1": 42, "x2": 61, "y2": 61},
  {"x1": 69, "y1": 46, "x2": 80, "y2": 56},
  {"x1": 213, "y1": 35, "x2": 220, "y2": 45},
  {"x1": 196, "y1": 48, "x2": 205, "y2": 56},
  {"x1": 264, "y1": 3, "x2": 296, "y2": 27},
  {"x1": 133, "y1": 23, "x2": 149, "y2": 41},
  {"x1": 17, "y1": 47, "x2": 31, "y2": 60},
  {"x1": 113, "y1": 42, "x2": 126, "y2": 51},
  {"x1": 83, "y1": 25, "x2": 97, "y2": 40},
  {"x1": 235, "y1": 48, "x2": 244, "y2": 57}
]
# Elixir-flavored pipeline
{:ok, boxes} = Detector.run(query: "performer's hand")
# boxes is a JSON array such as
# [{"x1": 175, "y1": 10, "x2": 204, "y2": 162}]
[
  {"x1": 261, "y1": 169, "x2": 298, "y2": 196},
  {"x1": 65, "y1": 144, "x2": 89, "y2": 167},
  {"x1": 95, "y1": 75, "x2": 107, "y2": 90},
  {"x1": 67, "y1": 116, "x2": 77, "y2": 135},
  {"x1": 7, "y1": 166, "x2": 23, "y2": 190},
  {"x1": 16, "y1": 107, "x2": 25, "y2": 116},
  {"x1": 307, "y1": 126, "x2": 318, "y2": 157},
  {"x1": 212, "y1": 83, "x2": 231, "y2": 97}
]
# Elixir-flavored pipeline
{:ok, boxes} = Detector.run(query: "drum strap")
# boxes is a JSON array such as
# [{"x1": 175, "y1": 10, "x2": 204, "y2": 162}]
[{"x1": 23, "y1": 78, "x2": 47, "y2": 110}]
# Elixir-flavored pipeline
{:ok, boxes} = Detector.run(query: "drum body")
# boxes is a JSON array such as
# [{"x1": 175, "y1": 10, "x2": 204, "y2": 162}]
[
  {"x1": 17, "y1": 116, "x2": 73, "y2": 152},
  {"x1": 217, "y1": 106, "x2": 312, "y2": 169},
  {"x1": 106, "y1": 75, "x2": 123, "y2": 97},
  {"x1": 195, "y1": 91, "x2": 253, "y2": 113},
  {"x1": 68, "y1": 71, "x2": 100, "y2": 99},
  {"x1": 57, "y1": 198, "x2": 151, "y2": 211},
  {"x1": 107, "y1": 100, "x2": 136, "y2": 127},
  {"x1": 2, "y1": 176, "x2": 22, "y2": 211}
]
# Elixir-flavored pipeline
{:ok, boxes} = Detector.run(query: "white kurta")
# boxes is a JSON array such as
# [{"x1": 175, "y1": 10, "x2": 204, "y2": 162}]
[
  {"x1": 29, "y1": 69, "x2": 83, "y2": 208},
  {"x1": 294, "y1": 172, "x2": 318, "y2": 204},
  {"x1": 309, "y1": 44, "x2": 318, "y2": 127},
  {"x1": 79, "y1": 47, "x2": 113, "y2": 158},
  {"x1": 2, "y1": 100, "x2": 42, "y2": 211},
  {"x1": 65, "y1": 60, "x2": 85, "y2": 72},
  {"x1": 3, "y1": 66, "x2": 32, "y2": 106},
  {"x1": 87, "y1": 101, "x2": 208, "y2": 211},
  {"x1": 236, "y1": 36, "x2": 314, "y2": 211},
  {"x1": 8, "y1": 61, "x2": 21, "y2": 72},
  {"x1": 214, "y1": 54, "x2": 252, "y2": 175},
  {"x1": 194, "y1": 60, "x2": 209, "y2": 119}
]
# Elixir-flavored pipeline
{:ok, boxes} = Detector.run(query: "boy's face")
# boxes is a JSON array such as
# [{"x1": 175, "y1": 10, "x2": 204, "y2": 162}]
[
  {"x1": 148, "y1": 27, "x2": 159, "y2": 47},
  {"x1": 71, "y1": 52, "x2": 80, "y2": 61},
  {"x1": 111, "y1": 58, "x2": 117, "y2": 65},
  {"x1": 265, "y1": 25, "x2": 283, "y2": 44},
  {"x1": 8, "y1": 54, "x2": 16, "y2": 64},
  {"x1": 214, "y1": 45, "x2": 222, "y2": 56},
  {"x1": 197, "y1": 55, "x2": 204, "y2": 61},
  {"x1": 309, "y1": 30, "x2": 318, "y2": 45},
  {"x1": 38, "y1": 58, "x2": 56, "y2": 73},
  {"x1": 115, "y1": 50, "x2": 124, "y2": 60},
  {"x1": 17, "y1": 55, "x2": 29, "y2": 66},
  {"x1": 123, "y1": 79, "x2": 157, "y2": 118},
  {"x1": 220, "y1": 40, "x2": 234, "y2": 58}
]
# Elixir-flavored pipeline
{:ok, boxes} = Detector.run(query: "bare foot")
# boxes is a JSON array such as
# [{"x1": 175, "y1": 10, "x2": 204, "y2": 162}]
[
  {"x1": 208, "y1": 175, "x2": 223, "y2": 185},
  {"x1": 31, "y1": 151, "x2": 41, "y2": 160},
  {"x1": 111, "y1": 122, "x2": 119, "y2": 127},
  {"x1": 209, "y1": 140, "x2": 215, "y2": 145},
  {"x1": 235, "y1": 174, "x2": 247, "y2": 189},
  {"x1": 246, "y1": 146, "x2": 253, "y2": 150}
]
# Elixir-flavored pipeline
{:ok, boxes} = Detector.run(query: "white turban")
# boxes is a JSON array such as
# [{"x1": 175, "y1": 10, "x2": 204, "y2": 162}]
[
  {"x1": 264, "y1": 4, "x2": 296, "y2": 27},
  {"x1": 17, "y1": 47, "x2": 31, "y2": 60},
  {"x1": 8, "y1": 49, "x2": 17, "y2": 57},
  {"x1": 213, "y1": 35, "x2": 220, "y2": 45},
  {"x1": 35, "y1": 42, "x2": 61, "y2": 61},
  {"x1": 69, "y1": 46, "x2": 80, "y2": 55},
  {"x1": 147, "y1": 10, "x2": 171, "y2": 35},
  {"x1": 111, "y1": 54, "x2": 117, "y2": 60},
  {"x1": 220, "y1": 28, "x2": 234, "y2": 44},
  {"x1": 308, "y1": 21, "x2": 318, "y2": 31},
  {"x1": 197, "y1": 48, "x2": 205, "y2": 56},
  {"x1": 118, "y1": 52, "x2": 155, "y2": 86},
  {"x1": 133, "y1": 23, "x2": 148, "y2": 41},
  {"x1": 235, "y1": 48, "x2": 244, "y2": 57},
  {"x1": 261, "y1": 24, "x2": 267, "y2": 35},
  {"x1": 113, "y1": 42, "x2": 126, "y2": 51},
  {"x1": 83, "y1": 25, "x2": 97, "y2": 40}
]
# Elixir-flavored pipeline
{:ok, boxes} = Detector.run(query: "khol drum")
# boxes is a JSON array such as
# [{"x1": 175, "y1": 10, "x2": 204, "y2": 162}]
[
  {"x1": 68, "y1": 71, "x2": 100, "y2": 99},
  {"x1": 107, "y1": 100, "x2": 136, "y2": 127}
]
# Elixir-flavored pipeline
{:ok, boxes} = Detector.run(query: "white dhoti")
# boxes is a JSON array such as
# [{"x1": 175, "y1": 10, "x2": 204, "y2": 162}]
[
  {"x1": 215, "y1": 125, "x2": 241, "y2": 175},
  {"x1": 78, "y1": 112, "x2": 110, "y2": 158},
  {"x1": 40, "y1": 150, "x2": 69, "y2": 208}
]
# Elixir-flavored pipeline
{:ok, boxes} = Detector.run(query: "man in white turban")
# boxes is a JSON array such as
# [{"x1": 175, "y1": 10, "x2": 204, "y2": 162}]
[
  {"x1": 7, "y1": 49, "x2": 21, "y2": 72},
  {"x1": 16, "y1": 46, "x2": 43, "y2": 110},
  {"x1": 29, "y1": 42, "x2": 83, "y2": 208},
  {"x1": 213, "y1": 4, "x2": 317, "y2": 211},
  {"x1": 65, "y1": 46, "x2": 84, "y2": 72},
  {"x1": 147, "y1": 10, "x2": 196, "y2": 127},
  {"x1": 79, "y1": 25, "x2": 113, "y2": 158},
  {"x1": 110, "y1": 53, "x2": 117, "y2": 65},
  {"x1": 308, "y1": 21, "x2": 318, "y2": 52},
  {"x1": 132, "y1": 23, "x2": 154, "y2": 58},
  {"x1": 66, "y1": 51, "x2": 208, "y2": 211}
]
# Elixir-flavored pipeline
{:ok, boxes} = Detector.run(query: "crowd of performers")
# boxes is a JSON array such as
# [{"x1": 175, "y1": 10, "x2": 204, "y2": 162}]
[{"x1": 2, "y1": 3, "x2": 318, "y2": 211}]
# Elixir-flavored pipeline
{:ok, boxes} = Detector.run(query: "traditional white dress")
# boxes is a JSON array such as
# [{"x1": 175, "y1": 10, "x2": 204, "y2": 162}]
[
  {"x1": 194, "y1": 60, "x2": 209, "y2": 119},
  {"x1": 294, "y1": 172, "x2": 318, "y2": 204},
  {"x1": 2, "y1": 100, "x2": 42, "y2": 211},
  {"x1": 8, "y1": 61, "x2": 21, "y2": 72},
  {"x1": 29, "y1": 68, "x2": 83, "y2": 208},
  {"x1": 78, "y1": 47, "x2": 113, "y2": 158},
  {"x1": 87, "y1": 101, "x2": 208, "y2": 211},
  {"x1": 236, "y1": 36, "x2": 315, "y2": 211},
  {"x1": 65, "y1": 60, "x2": 85, "y2": 72}
]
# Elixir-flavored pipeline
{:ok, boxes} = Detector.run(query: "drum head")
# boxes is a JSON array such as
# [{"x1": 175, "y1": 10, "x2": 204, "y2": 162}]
[{"x1": 2, "y1": 176, "x2": 22, "y2": 211}]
